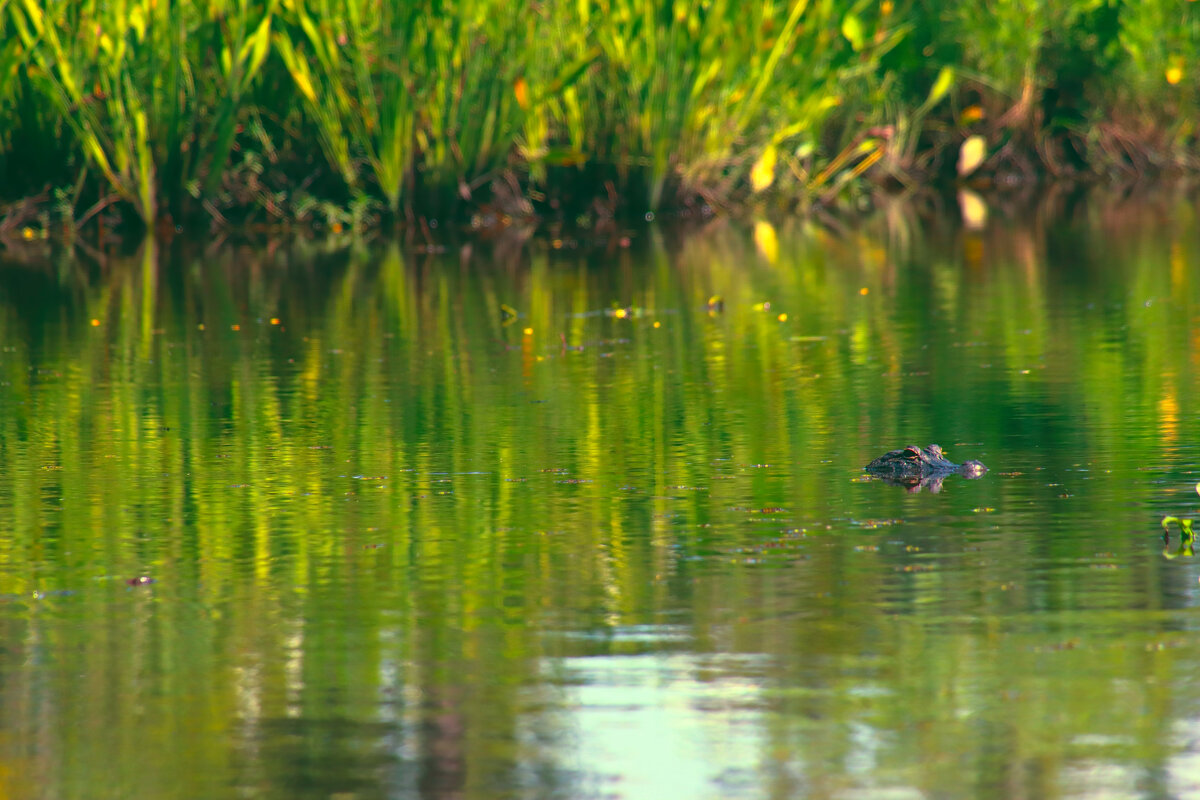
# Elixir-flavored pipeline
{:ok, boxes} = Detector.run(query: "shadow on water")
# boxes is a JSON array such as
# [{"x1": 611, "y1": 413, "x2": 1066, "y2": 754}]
[{"x1": 0, "y1": 188, "x2": 1199, "y2": 799}]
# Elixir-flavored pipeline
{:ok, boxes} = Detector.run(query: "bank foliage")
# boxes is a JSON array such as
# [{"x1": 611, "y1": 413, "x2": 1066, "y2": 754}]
[{"x1": 0, "y1": 0, "x2": 1196, "y2": 229}]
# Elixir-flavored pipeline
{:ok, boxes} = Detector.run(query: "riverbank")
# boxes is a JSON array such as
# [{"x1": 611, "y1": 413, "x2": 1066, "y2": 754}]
[{"x1": 1, "y1": 0, "x2": 1197, "y2": 238}]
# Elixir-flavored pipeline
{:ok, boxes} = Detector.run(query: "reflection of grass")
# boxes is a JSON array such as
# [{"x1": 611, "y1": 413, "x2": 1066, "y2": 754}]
[{"x1": 0, "y1": 210, "x2": 1198, "y2": 795}]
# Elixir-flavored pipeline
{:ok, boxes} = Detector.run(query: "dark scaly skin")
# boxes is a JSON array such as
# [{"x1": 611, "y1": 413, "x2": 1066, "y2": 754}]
[{"x1": 864, "y1": 444, "x2": 987, "y2": 493}]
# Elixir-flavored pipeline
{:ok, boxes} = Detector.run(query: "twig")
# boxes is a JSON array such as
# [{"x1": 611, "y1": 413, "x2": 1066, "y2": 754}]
[{"x1": 76, "y1": 194, "x2": 121, "y2": 229}]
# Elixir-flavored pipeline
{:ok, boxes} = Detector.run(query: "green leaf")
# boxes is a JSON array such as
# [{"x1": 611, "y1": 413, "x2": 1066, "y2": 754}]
[
  {"x1": 242, "y1": 13, "x2": 273, "y2": 83},
  {"x1": 537, "y1": 45, "x2": 602, "y2": 105},
  {"x1": 926, "y1": 66, "x2": 955, "y2": 109},
  {"x1": 0, "y1": 39, "x2": 22, "y2": 100}
]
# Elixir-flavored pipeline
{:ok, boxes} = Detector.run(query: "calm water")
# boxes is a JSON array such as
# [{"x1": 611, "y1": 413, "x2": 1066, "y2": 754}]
[{"x1": 1, "y1": 195, "x2": 1199, "y2": 799}]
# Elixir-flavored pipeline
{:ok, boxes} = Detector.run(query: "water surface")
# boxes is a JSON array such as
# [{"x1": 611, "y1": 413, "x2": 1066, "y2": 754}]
[{"x1": 1, "y1": 195, "x2": 1199, "y2": 799}]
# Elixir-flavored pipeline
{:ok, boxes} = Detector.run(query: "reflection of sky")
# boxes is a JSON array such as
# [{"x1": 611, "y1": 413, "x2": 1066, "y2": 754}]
[
  {"x1": 1062, "y1": 761, "x2": 1140, "y2": 799},
  {"x1": 1168, "y1": 719, "x2": 1200, "y2": 800},
  {"x1": 546, "y1": 654, "x2": 769, "y2": 799},
  {"x1": 539, "y1": 648, "x2": 1190, "y2": 799},
  {"x1": 540, "y1": 653, "x2": 932, "y2": 799}
]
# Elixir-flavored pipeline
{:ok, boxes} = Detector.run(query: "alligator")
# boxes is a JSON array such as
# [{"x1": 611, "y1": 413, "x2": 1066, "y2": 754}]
[{"x1": 864, "y1": 444, "x2": 987, "y2": 493}]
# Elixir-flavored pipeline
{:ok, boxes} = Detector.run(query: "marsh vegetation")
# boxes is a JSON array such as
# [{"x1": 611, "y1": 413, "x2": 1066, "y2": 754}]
[{"x1": 1, "y1": 0, "x2": 1197, "y2": 233}]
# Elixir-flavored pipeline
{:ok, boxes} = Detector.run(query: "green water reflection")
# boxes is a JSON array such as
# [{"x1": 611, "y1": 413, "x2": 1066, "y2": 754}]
[{"x1": 1, "y1": 196, "x2": 1199, "y2": 799}]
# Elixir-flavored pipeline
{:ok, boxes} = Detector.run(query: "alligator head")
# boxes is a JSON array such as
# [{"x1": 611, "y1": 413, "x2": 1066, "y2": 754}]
[{"x1": 864, "y1": 444, "x2": 987, "y2": 493}]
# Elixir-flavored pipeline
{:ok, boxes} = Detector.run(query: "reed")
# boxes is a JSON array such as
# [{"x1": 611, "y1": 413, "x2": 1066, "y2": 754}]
[
  {"x1": 1, "y1": 0, "x2": 1198, "y2": 230},
  {"x1": 583, "y1": 0, "x2": 906, "y2": 207},
  {"x1": 4, "y1": 0, "x2": 274, "y2": 225},
  {"x1": 273, "y1": 0, "x2": 599, "y2": 215}
]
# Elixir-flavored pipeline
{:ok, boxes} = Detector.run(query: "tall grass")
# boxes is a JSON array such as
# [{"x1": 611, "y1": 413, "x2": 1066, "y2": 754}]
[
  {"x1": 266, "y1": 0, "x2": 905, "y2": 213},
  {"x1": 3, "y1": 0, "x2": 274, "y2": 225},
  {"x1": 584, "y1": 0, "x2": 905, "y2": 207},
  {"x1": 1, "y1": 0, "x2": 1198, "y2": 229},
  {"x1": 273, "y1": 0, "x2": 597, "y2": 215}
]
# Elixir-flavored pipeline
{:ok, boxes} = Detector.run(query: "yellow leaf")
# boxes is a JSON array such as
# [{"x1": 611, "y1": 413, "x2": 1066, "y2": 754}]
[
  {"x1": 293, "y1": 69, "x2": 316, "y2": 103},
  {"x1": 129, "y1": 4, "x2": 147, "y2": 41},
  {"x1": 751, "y1": 144, "x2": 777, "y2": 193},
  {"x1": 514, "y1": 76, "x2": 530, "y2": 111},
  {"x1": 19, "y1": 0, "x2": 44, "y2": 37},
  {"x1": 856, "y1": 138, "x2": 880, "y2": 155},
  {"x1": 842, "y1": 14, "x2": 864, "y2": 51},
  {"x1": 242, "y1": 14, "x2": 273, "y2": 78},
  {"x1": 957, "y1": 134, "x2": 987, "y2": 177},
  {"x1": 273, "y1": 33, "x2": 316, "y2": 103}
]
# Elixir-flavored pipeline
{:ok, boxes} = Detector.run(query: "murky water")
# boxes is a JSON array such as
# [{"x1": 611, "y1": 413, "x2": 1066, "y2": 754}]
[{"x1": 1, "y1": 194, "x2": 1198, "y2": 799}]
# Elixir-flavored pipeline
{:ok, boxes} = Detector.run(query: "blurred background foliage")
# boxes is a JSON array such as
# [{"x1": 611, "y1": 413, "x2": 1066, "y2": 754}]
[{"x1": 0, "y1": 0, "x2": 1197, "y2": 230}]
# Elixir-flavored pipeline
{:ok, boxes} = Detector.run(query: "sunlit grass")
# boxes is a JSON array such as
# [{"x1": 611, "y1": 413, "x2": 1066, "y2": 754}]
[{"x1": 1, "y1": 0, "x2": 1198, "y2": 227}]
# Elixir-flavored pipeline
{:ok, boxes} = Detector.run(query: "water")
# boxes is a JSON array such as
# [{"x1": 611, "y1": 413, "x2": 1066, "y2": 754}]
[{"x1": 0, "y1": 194, "x2": 1198, "y2": 799}]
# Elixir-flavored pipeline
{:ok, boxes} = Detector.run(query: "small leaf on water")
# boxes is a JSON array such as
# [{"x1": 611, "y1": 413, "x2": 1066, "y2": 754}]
[
  {"x1": 751, "y1": 144, "x2": 777, "y2": 193},
  {"x1": 958, "y1": 189, "x2": 988, "y2": 230},
  {"x1": 754, "y1": 220, "x2": 779, "y2": 264},
  {"x1": 958, "y1": 135, "x2": 987, "y2": 177},
  {"x1": 841, "y1": 14, "x2": 864, "y2": 50}
]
